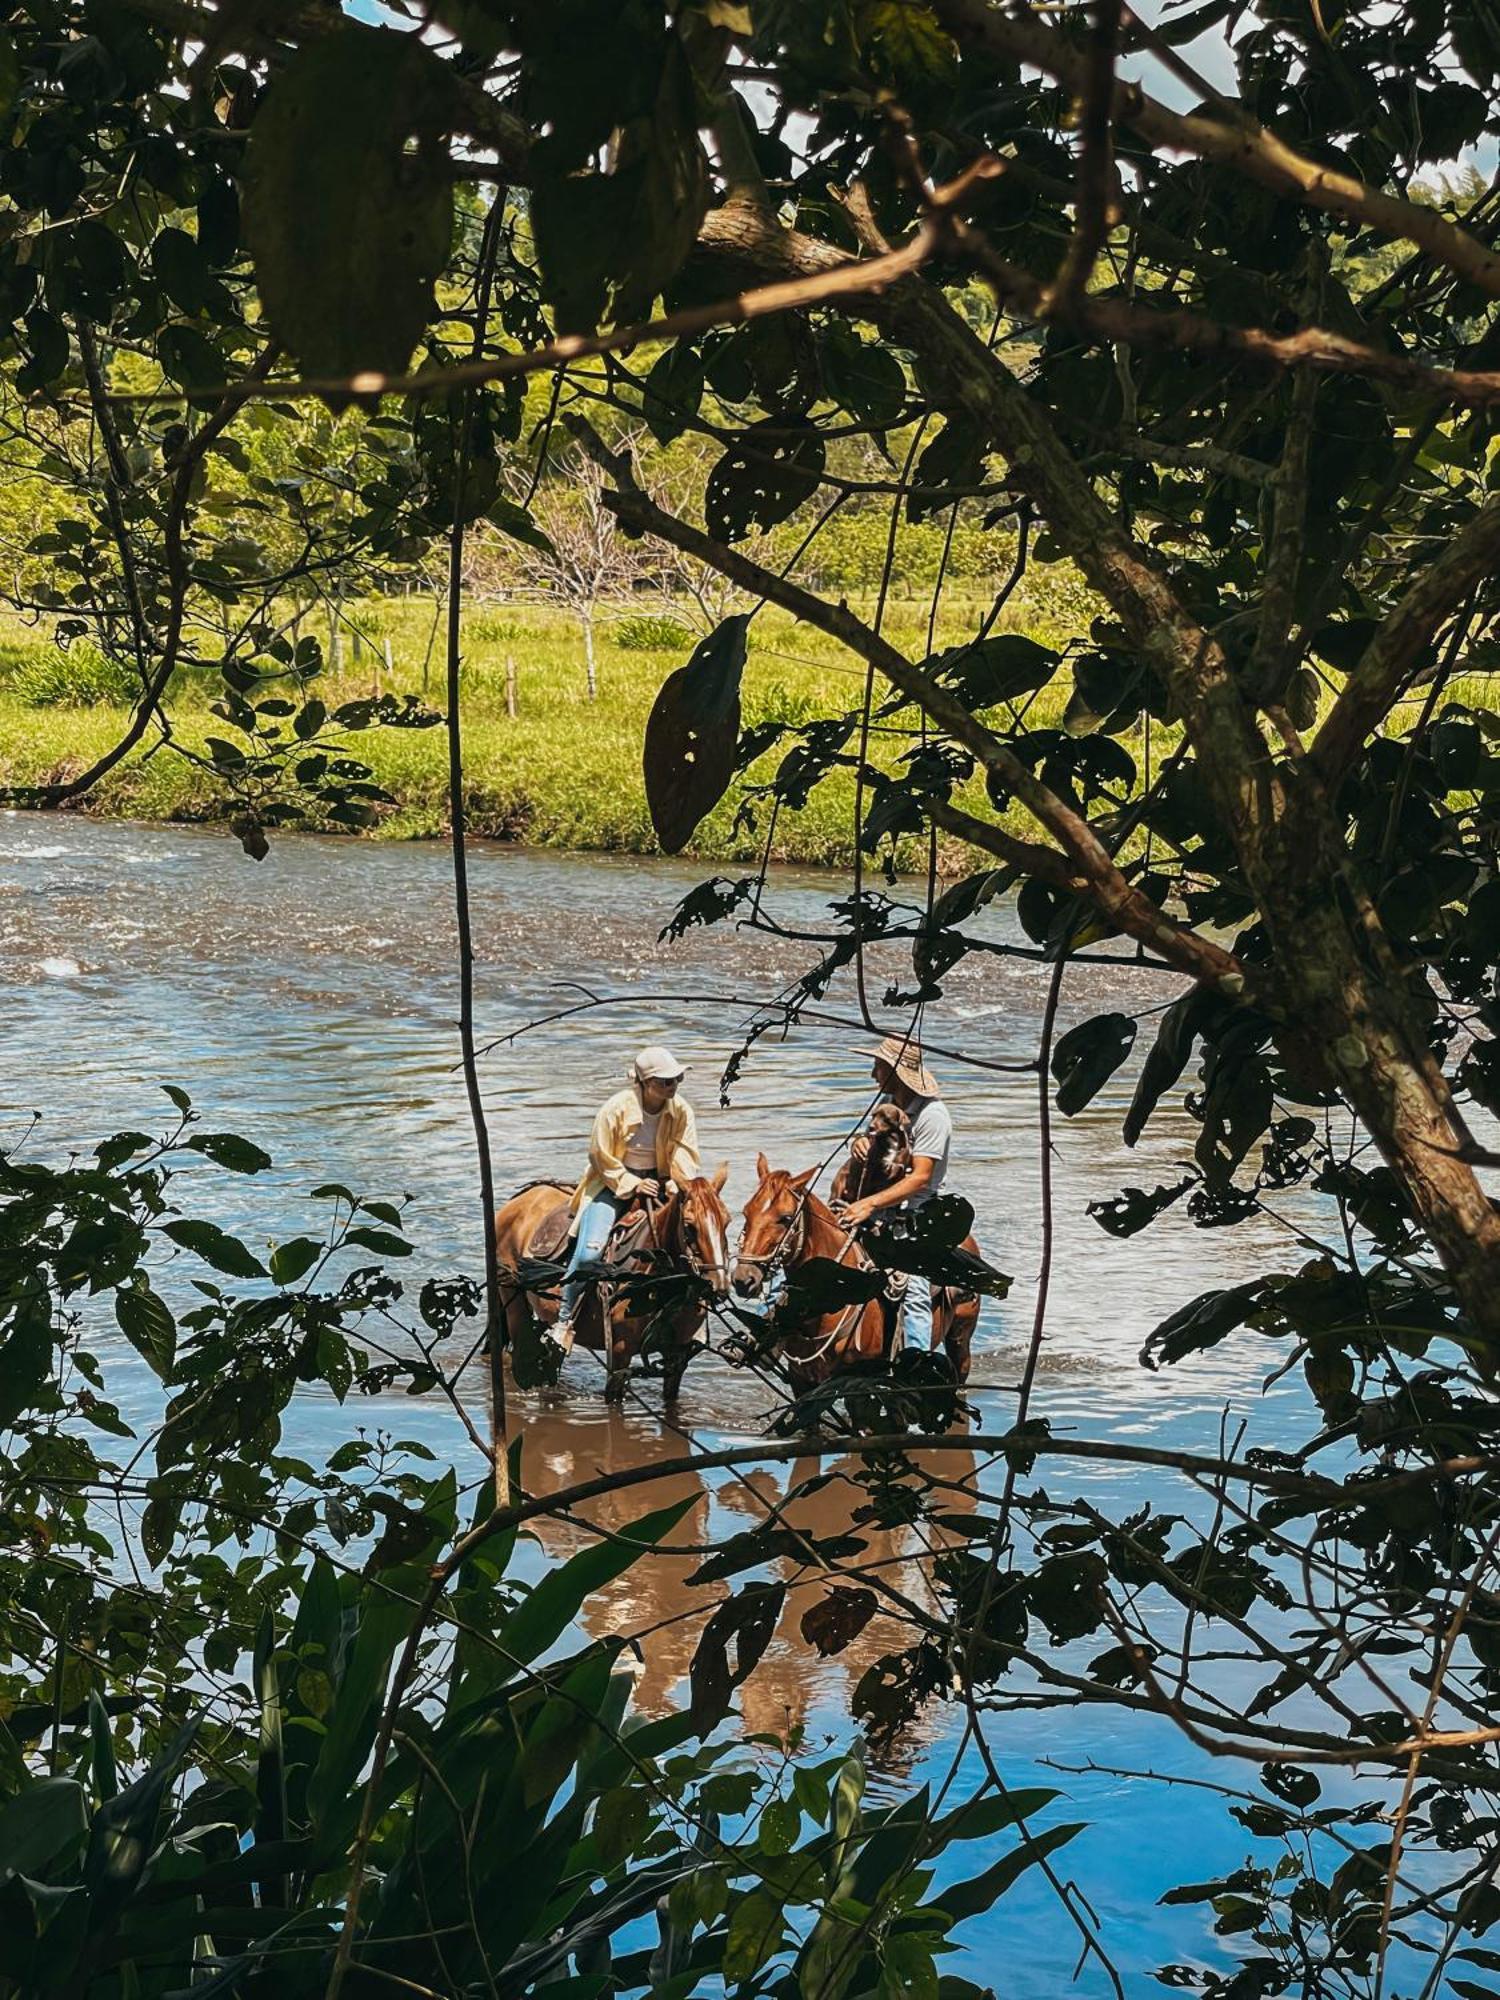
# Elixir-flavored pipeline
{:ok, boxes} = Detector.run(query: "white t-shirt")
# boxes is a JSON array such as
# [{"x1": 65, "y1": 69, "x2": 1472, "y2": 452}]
[
  {"x1": 905, "y1": 1095, "x2": 952, "y2": 1207},
  {"x1": 623, "y1": 1106, "x2": 661, "y2": 1174}
]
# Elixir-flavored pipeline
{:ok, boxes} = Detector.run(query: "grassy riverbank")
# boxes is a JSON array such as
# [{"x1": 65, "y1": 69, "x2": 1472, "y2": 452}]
[
  {"x1": 6, "y1": 588, "x2": 1466, "y2": 871},
  {"x1": 0, "y1": 591, "x2": 1085, "y2": 870}
]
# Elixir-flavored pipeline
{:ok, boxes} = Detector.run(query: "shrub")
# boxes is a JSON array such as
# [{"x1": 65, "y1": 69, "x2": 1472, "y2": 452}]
[
  {"x1": 10, "y1": 640, "x2": 136, "y2": 707},
  {"x1": 613, "y1": 611, "x2": 694, "y2": 651}
]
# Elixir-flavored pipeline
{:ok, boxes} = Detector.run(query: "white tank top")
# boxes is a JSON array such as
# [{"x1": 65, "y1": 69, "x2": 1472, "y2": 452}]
[{"x1": 623, "y1": 1106, "x2": 661, "y2": 1174}]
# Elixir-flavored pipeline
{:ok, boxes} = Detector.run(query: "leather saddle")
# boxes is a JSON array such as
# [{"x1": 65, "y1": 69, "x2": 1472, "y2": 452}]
[{"x1": 527, "y1": 1194, "x2": 656, "y2": 1272}]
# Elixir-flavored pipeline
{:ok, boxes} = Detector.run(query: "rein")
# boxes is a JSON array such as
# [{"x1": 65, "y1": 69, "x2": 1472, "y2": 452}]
[{"x1": 745, "y1": 1186, "x2": 877, "y2": 1362}]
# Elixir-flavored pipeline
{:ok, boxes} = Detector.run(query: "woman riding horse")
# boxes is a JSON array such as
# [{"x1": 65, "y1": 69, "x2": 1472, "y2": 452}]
[{"x1": 492, "y1": 1046, "x2": 732, "y2": 1401}]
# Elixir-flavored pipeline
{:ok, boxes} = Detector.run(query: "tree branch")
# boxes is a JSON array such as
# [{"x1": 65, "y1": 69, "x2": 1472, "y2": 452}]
[
  {"x1": 1313, "y1": 493, "x2": 1500, "y2": 785},
  {"x1": 569, "y1": 416, "x2": 1244, "y2": 994},
  {"x1": 933, "y1": 0, "x2": 1500, "y2": 300}
]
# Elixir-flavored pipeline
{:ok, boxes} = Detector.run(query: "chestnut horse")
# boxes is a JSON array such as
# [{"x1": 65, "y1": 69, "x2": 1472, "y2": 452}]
[
  {"x1": 493, "y1": 1169, "x2": 732, "y2": 1402},
  {"x1": 731, "y1": 1152, "x2": 980, "y2": 1387}
]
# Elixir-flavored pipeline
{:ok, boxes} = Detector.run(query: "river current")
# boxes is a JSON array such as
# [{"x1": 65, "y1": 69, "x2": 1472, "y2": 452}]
[{"x1": 1, "y1": 812, "x2": 1356, "y2": 1992}]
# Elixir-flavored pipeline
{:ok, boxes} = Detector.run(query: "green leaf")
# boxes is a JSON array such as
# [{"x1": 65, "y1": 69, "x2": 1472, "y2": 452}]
[
  {"x1": 705, "y1": 421, "x2": 825, "y2": 541},
  {"x1": 162, "y1": 1219, "x2": 268, "y2": 1279},
  {"x1": 498, "y1": 1496, "x2": 697, "y2": 1676},
  {"x1": 926, "y1": 1821, "x2": 1083, "y2": 1922},
  {"x1": 270, "y1": 1237, "x2": 323, "y2": 1286},
  {"x1": 529, "y1": 39, "x2": 706, "y2": 332},
  {"x1": 486, "y1": 495, "x2": 555, "y2": 556},
  {"x1": 114, "y1": 1283, "x2": 176, "y2": 1379},
  {"x1": 1051, "y1": 1013, "x2": 1137, "y2": 1116},
  {"x1": 643, "y1": 614, "x2": 750, "y2": 853},
  {"x1": 0, "y1": 1779, "x2": 88, "y2": 1884},
  {"x1": 185, "y1": 1132, "x2": 273, "y2": 1174},
  {"x1": 858, "y1": 0, "x2": 959, "y2": 85},
  {"x1": 242, "y1": 24, "x2": 457, "y2": 379},
  {"x1": 158, "y1": 324, "x2": 226, "y2": 392},
  {"x1": 722, "y1": 1885, "x2": 784, "y2": 1982},
  {"x1": 820, "y1": 325, "x2": 907, "y2": 429},
  {"x1": 344, "y1": 1225, "x2": 412, "y2": 1257},
  {"x1": 930, "y1": 634, "x2": 1057, "y2": 709}
]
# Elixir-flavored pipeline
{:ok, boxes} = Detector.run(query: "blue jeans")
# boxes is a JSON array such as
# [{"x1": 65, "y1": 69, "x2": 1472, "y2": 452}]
[
  {"x1": 904, "y1": 1269, "x2": 933, "y2": 1347},
  {"x1": 560, "y1": 1189, "x2": 623, "y2": 1321}
]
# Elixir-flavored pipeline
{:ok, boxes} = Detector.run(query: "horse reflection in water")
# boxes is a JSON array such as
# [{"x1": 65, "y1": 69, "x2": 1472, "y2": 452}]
[{"x1": 517, "y1": 1399, "x2": 978, "y2": 1764}]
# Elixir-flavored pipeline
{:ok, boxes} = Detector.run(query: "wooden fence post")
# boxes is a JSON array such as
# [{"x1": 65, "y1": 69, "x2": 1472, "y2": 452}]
[{"x1": 505, "y1": 653, "x2": 518, "y2": 719}]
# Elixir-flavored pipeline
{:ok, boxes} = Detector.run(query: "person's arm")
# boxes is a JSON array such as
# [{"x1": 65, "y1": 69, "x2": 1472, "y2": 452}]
[
  {"x1": 668, "y1": 1099, "x2": 701, "y2": 1188},
  {"x1": 838, "y1": 1154, "x2": 935, "y2": 1227},
  {"x1": 589, "y1": 1097, "x2": 642, "y2": 1198}
]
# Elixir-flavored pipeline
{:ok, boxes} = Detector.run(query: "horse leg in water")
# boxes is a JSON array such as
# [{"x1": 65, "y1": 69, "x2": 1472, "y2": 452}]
[
  {"x1": 935, "y1": 1285, "x2": 979, "y2": 1383},
  {"x1": 603, "y1": 1299, "x2": 631, "y2": 1404}
]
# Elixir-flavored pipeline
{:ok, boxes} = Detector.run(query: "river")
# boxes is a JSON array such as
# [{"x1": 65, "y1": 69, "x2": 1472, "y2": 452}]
[{"x1": 1, "y1": 812, "x2": 1343, "y2": 1993}]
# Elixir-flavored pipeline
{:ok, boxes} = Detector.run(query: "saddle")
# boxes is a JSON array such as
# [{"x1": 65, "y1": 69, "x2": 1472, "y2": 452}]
[{"x1": 527, "y1": 1194, "x2": 657, "y2": 1272}]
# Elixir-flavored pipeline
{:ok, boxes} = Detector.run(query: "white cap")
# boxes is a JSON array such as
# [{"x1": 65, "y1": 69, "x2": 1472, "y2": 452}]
[{"x1": 633, "y1": 1045, "x2": 686, "y2": 1082}]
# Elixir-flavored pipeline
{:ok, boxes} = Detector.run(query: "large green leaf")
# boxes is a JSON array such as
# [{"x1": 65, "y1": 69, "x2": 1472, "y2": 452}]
[
  {"x1": 497, "y1": 1497, "x2": 698, "y2": 1676},
  {"x1": 242, "y1": 25, "x2": 457, "y2": 379},
  {"x1": 0, "y1": 1779, "x2": 88, "y2": 1884},
  {"x1": 643, "y1": 615, "x2": 750, "y2": 852},
  {"x1": 529, "y1": 36, "x2": 706, "y2": 332}
]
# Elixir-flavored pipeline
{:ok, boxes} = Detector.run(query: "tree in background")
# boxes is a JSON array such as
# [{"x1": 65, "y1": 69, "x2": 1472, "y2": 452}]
[{"x1": 488, "y1": 434, "x2": 652, "y2": 697}]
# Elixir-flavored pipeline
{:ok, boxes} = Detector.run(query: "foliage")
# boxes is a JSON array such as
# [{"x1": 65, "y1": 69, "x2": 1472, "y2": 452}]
[
  {"x1": 0, "y1": 1106, "x2": 1059, "y2": 1998},
  {"x1": 8, "y1": 0, "x2": 1500, "y2": 1990}
]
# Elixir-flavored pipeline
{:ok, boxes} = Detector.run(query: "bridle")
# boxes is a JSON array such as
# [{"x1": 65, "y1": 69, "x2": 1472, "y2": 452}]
[
  {"x1": 736, "y1": 1181, "x2": 878, "y2": 1359},
  {"x1": 661, "y1": 1185, "x2": 730, "y2": 1292}
]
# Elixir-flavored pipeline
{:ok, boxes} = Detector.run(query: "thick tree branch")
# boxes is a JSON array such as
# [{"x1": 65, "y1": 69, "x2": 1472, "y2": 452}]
[
  {"x1": 569, "y1": 417, "x2": 1244, "y2": 994},
  {"x1": 1314, "y1": 493, "x2": 1500, "y2": 785},
  {"x1": 934, "y1": 0, "x2": 1500, "y2": 300}
]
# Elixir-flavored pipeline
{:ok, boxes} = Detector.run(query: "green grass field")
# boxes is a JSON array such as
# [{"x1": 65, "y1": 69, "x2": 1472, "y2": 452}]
[
  {"x1": 0, "y1": 591, "x2": 1470, "y2": 872},
  {"x1": 0, "y1": 590, "x2": 1085, "y2": 870}
]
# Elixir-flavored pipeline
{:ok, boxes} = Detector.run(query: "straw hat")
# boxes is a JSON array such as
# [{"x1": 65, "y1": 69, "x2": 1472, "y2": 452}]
[
  {"x1": 861, "y1": 1034, "x2": 940, "y2": 1098},
  {"x1": 633, "y1": 1045, "x2": 686, "y2": 1082}
]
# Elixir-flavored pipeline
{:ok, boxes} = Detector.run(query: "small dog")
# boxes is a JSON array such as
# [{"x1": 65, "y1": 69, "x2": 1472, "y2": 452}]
[{"x1": 832, "y1": 1102, "x2": 913, "y2": 1206}]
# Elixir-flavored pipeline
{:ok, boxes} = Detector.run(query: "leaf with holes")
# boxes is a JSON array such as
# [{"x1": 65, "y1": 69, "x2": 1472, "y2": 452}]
[
  {"x1": 643, "y1": 615, "x2": 749, "y2": 852},
  {"x1": 705, "y1": 420, "x2": 825, "y2": 541},
  {"x1": 242, "y1": 24, "x2": 456, "y2": 380},
  {"x1": 801, "y1": 1586, "x2": 878, "y2": 1656},
  {"x1": 690, "y1": 1582, "x2": 786, "y2": 1730}
]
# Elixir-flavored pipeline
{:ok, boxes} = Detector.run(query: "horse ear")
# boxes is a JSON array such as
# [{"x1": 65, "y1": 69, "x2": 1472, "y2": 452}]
[
  {"x1": 711, "y1": 1161, "x2": 729, "y2": 1192},
  {"x1": 791, "y1": 1165, "x2": 818, "y2": 1190},
  {"x1": 756, "y1": 1150, "x2": 772, "y2": 1180}
]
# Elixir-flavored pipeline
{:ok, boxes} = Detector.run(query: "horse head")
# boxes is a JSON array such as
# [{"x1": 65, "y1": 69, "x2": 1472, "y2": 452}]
[
  {"x1": 674, "y1": 1165, "x2": 732, "y2": 1299},
  {"x1": 732, "y1": 1152, "x2": 817, "y2": 1300}
]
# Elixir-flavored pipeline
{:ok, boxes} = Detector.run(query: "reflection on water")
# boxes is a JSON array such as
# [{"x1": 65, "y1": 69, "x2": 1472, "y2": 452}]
[
  {"x1": 0, "y1": 813, "x2": 1341, "y2": 1993},
  {"x1": 520, "y1": 1392, "x2": 978, "y2": 1767}
]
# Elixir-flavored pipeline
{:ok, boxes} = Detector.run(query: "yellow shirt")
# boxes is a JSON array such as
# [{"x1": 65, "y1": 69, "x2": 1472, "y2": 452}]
[{"x1": 569, "y1": 1086, "x2": 701, "y2": 1212}]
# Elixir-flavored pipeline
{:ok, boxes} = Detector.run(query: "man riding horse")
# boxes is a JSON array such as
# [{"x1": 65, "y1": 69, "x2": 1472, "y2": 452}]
[{"x1": 832, "y1": 1034, "x2": 954, "y2": 1355}]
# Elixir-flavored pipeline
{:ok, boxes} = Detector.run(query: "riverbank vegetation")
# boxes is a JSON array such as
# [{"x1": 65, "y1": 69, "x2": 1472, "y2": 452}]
[
  {"x1": 5, "y1": 1, "x2": 1500, "y2": 1995},
  {"x1": 0, "y1": 567, "x2": 1090, "y2": 866}
]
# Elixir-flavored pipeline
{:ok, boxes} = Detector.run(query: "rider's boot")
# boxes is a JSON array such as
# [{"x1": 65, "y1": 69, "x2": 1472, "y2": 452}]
[{"x1": 549, "y1": 1316, "x2": 577, "y2": 1355}]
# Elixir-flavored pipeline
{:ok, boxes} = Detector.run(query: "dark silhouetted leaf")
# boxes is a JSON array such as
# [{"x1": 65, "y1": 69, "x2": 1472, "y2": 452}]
[{"x1": 643, "y1": 614, "x2": 749, "y2": 852}]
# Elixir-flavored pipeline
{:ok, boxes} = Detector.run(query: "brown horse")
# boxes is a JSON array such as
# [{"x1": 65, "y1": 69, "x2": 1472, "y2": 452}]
[
  {"x1": 493, "y1": 1169, "x2": 732, "y2": 1402},
  {"x1": 731, "y1": 1152, "x2": 980, "y2": 1386}
]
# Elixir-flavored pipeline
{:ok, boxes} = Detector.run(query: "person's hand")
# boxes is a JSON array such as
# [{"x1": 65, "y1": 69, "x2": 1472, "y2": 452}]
[
  {"x1": 850, "y1": 1135, "x2": 872, "y2": 1163},
  {"x1": 839, "y1": 1197, "x2": 874, "y2": 1228},
  {"x1": 635, "y1": 1177, "x2": 663, "y2": 1199}
]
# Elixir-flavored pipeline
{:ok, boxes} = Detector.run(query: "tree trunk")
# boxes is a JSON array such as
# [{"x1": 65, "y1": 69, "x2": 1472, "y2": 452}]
[{"x1": 581, "y1": 608, "x2": 597, "y2": 700}]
